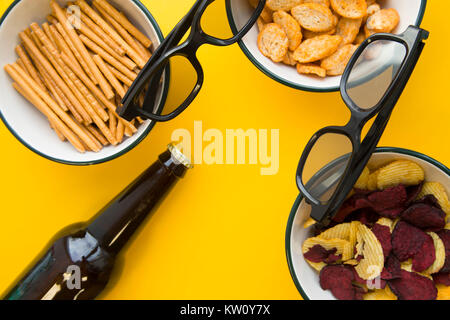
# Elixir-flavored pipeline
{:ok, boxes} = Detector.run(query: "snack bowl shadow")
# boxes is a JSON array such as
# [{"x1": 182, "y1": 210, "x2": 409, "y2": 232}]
[
  {"x1": 0, "y1": 0, "x2": 169, "y2": 165},
  {"x1": 285, "y1": 147, "x2": 449, "y2": 300},
  {"x1": 226, "y1": 0, "x2": 427, "y2": 92}
]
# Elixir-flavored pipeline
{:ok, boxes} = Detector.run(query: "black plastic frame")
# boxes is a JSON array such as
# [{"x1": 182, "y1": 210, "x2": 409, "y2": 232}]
[
  {"x1": 296, "y1": 26, "x2": 429, "y2": 225},
  {"x1": 118, "y1": 0, "x2": 266, "y2": 122}
]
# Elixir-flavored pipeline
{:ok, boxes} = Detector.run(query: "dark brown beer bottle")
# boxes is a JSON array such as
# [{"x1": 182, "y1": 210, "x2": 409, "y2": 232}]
[{"x1": 3, "y1": 144, "x2": 191, "y2": 300}]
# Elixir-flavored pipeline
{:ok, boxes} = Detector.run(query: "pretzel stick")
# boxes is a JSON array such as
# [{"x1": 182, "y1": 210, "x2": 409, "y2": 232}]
[
  {"x1": 8, "y1": 69, "x2": 87, "y2": 153},
  {"x1": 87, "y1": 125, "x2": 109, "y2": 146},
  {"x1": 124, "y1": 119, "x2": 135, "y2": 137},
  {"x1": 50, "y1": 24, "x2": 86, "y2": 79},
  {"x1": 77, "y1": 19, "x2": 136, "y2": 70},
  {"x1": 93, "y1": 0, "x2": 152, "y2": 48},
  {"x1": 72, "y1": 116, "x2": 102, "y2": 151},
  {"x1": 108, "y1": 109, "x2": 117, "y2": 138},
  {"x1": 51, "y1": 1, "x2": 114, "y2": 99},
  {"x1": 94, "y1": 3, "x2": 149, "y2": 62},
  {"x1": 24, "y1": 28, "x2": 32, "y2": 38},
  {"x1": 79, "y1": 34, "x2": 137, "y2": 81},
  {"x1": 54, "y1": 22, "x2": 96, "y2": 85},
  {"x1": 36, "y1": 62, "x2": 69, "y2": 112},
  {"x1": 60, "y1": 52, "x2": 137, "y2": 133},
  {"x1": 116, "y1": 115, "x2": 124, "y2": 143},
  {"x1": 75, "y1": 0, "x2": 146, "y2": 68},
  {"x1": 75, "y1": 6, "x2": 125, "y2": 57},
  {"x1": 9, "y1": 63, "x2": 101, "y2": 151},
  {"x1": 108, "y1": 63, "x2": 133, "y2": 86},
  {"x1": 51, "y1": 122, "x2": 67, "y2": 142},
  {"x1": 42, "y1": 23, "x2": 57, "y2": 49},
  {"x1": 47, "y1": 15, "x2": 59, "y2": 25},
  {"x1": 93, "y1": 54, "x2": 125, "y2": 98},
  {"x1": 20, "y1": 32, "x2": 92, "y2": 125},
  {"x1": 30, "y1": 25, "x2": 93, "y2": 124},
  {"x1": 132, "y1": 33, "x2": 152, "y2": 60},
  {"x1": 17, "y1": 59, "x2": 30, "y2": 76},
  {"x1": 15, "y1": 45, "x2": 46, "y2": 90}
]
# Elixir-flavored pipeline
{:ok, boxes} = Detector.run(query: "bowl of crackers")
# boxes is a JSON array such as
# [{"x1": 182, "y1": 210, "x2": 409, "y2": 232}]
[
  {"x1": 286, "y1": 148, "x2": 450, "y2": 300},
  {"x1": 227, "y1": 0, "x2": 427, "y2": 92},
  {"x1": 0, "y1": 0, "x2": 168, "y2": 165}
]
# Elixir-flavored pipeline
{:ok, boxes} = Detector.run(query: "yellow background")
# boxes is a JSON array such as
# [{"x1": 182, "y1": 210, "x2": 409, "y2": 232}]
[{"x1": 0, "y1": 0, "x2": 448, "y2": 300}]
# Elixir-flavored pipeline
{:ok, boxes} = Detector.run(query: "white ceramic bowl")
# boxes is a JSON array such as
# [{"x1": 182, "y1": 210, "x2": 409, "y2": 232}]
[
  {"x1": 227, "y1": 0, "x2": 427, "y2": 92},
  {"x1": 285, "y1": 148, "x2": 449, "y2": 300},
  {"x1": 0, "y1": 0, "x2": 168, "y2": 165}
]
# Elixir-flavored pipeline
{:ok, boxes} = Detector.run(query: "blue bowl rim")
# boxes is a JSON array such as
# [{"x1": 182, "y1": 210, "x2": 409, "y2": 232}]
[
  {"x1": 226, "y1": 0, "x2": 427, "y2": 92},
  {"x1": 0, "y1": 0, "x2": 170, "y2": 166},
  {"x1": 285, "y1": 147, "x2": 450, "y2": 300}
]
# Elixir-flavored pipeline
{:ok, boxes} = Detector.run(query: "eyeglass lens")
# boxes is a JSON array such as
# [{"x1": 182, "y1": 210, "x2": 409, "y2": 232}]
[
  {"x1": 346, "y1": 40, "x2": 407, "y2": 111},
  {"x1": 302, "y1": 133, "x2": 353, "y2": 203}
]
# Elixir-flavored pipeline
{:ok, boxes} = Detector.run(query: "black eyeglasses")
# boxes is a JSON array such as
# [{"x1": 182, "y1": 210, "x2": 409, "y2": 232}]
[
  {"x1": 117, "y1": 0, "x2": 266, "y2": 122},
  {"x1": 296, "y1": 25, "x2": 429, "y2": 226}
]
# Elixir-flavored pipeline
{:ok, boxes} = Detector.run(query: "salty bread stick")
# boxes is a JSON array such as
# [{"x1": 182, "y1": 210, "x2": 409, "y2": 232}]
[
  {"x1": 75, "y1": 7, "x2": 125, "y2": 57},
  {"x1": 46, "y1": 15, "x2": 59, "y2": 25},
  {"x1": 30, "y1": 24, "x2": 93, "y2": 124},
  {"x1": 108, "y1": 109, "x2": 117, "y2": 138},
  {"x1": 77, "y1": 120, "x2": 103, "y2": 151},
  {"x1": 15, "y1": 45, "x2": 46, "y2": 90},
  {"x1": 36, "y1": 62, "x2": 69, "y2": 112},
  {"x1": 60, "y1": 52, "x2": 137, "y2": 134},
  {"x1": 51, "y1": 1, "x2": 115, "y2": 100},
  {"x1": 54, "y1": 22, "x2": 97, "y2": 85},
  {"x1": 16, "y1": 58, "x2": 29, "y2": 76},
  {"x1": 6, "y1": 66, "x2": 89, "y2": 153},
  {"x1": 94, "y1": 3, "x2": 149, "y2": 62},
  {"x1": 75, "y1": 0, "x2": 146, "y2": 68},
  {"x1": 77, "y1": 20, "x2": 136, "y2": 70},
  {"x1": 42, "y1": 23, "x2": 57, "y2": 49},
  {"x1": 93, "y1": 0, "x2": 152, "y2": 48},
  {"x1": 79, "y1": 34, "x2": 137, "y2": 81},
  {"x1": 87, "y1": 124, "x2": 109, "y2": 146},
  {"x1": 93, "y1": 54, "x2": 126, "y2": 98},
  {"x1": 20, "y1": 32, "x2": 92, "y2": 124},
  {"x1": 116, "y1": 114, "x2": 125, "y2": 143},
  {"x1": 108, "y1": 63, "x2": 133, "y2": 86}
]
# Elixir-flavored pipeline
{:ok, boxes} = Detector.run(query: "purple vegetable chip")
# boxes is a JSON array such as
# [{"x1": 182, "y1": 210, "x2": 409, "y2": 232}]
[
  {"x1": 392, "y1": 221, "x2": 428, "y2": 262},
  {"x1": 388, "y1": 270, "x2": 438, "y2": 300},
  {"x1": 381, "y1": 254, "x2": 401, "y2": 280},
  {"x1": 416, "y1": 194, "x2": 442, "y2": 210},
  {"x1": 334, "y1": 194, "x2": 373, "y2": 223},
  {"x1": 304, "y1": 245, "x2": 338, "y2": 263},
  {"x1": 401, "y1": 203, "x2": 446, "y2": 232},
  {"x1": 378, "y1": 207, "x2": 404, "y2": 219},
  {"x1": 433, "y1": 272, "x2": 450, "y2": 286},
  {"x1": 371, "y1": 223, "x2": 392, "y2": 257},
  {"x1": 368, "y1": 185, "x2": 407, "y2": 212},
  {"x1": 405, "y1": 183, "x2": 424, "y2": 206},
  {"x1": 412, "y1": 233, "x2": 436, "y2": 273},
  {"x1": 320, "y1": 265, "x2": 360, "y2": 300}
]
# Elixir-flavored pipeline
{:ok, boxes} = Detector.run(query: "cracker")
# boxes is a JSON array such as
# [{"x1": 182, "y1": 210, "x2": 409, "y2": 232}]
[
  {"x1": 297, "y1": 63, "x2": 326, "y2": 77},
  {"x1": 366, "y1": 8, "x2": 400, "y2": 33},
  {"x1": 293, "y1": 35, "x2": 342, "y2": 63},
  {"x1": 266, "y1": 0, "x2": 302, "y2": 11},
  {"x1": 257, "y1": 23, "x2": 289, "y2": 62},
  {"x1": 273, "y1": 10, "x2": 303, "y2": 51},
  {"x1": 321, "y1": 44, "x2": 357, "y2": 76},
  {"x1": 291, "y1": 3, "x2": 335, "y2": 32},
  {"x1": 336, "y1": 17, "x2": 362, "y2": 45},
  {"x1": 331, "y1": 0, "x2": 367, "y2": 19}
]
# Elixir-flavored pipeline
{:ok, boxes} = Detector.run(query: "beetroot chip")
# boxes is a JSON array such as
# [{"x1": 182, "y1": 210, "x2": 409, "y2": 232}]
[
  {"x1": 437, "y1": 230, "x2": 450, "y2": 273},
  {"x1": 304, "y1": 245, "x2": 338, "y2": 263},
  {"x1": 401, "y1": 203, "x2": 446, "y2": 232},
  {"x1": 350, "y1": 266, "x2": 366, "y2": 285},
  {"x1": 416, "y1": 194, "x2": 442, "y2": 210},
  {"x1": 388, "y1": 270, "x2": 437, "y2": 300},
  {"x1": 381, "y1": 254, "x2": 401, "y2": 280},
  {"x1": 368, "y1": 185, "x2": 407, "y2": 212},
  {"x1": 371, "y1": 223, "x2": 392, "y2": 257},
  {"x1": 320, "y1": 265, "x2": 360, "y2": 300},
  {"x1": 378, "y1": 207, "x2": 404, "y2": 219},
  {"x1": 345, "y1": 208, "x2": 380, "y2": 227},
  {"x1": 392, "y1": 221, "x2": 428, "y2": 262},
  {"x1": 412, "y1": 233, "x2": 436, "y2": 272},
  {"x1": 433, "y1": 272, "x2": 450, "y2": 286},
  {"x1": 405, "y1": 183, "x2": 423, "y2": 206},
  {"x1": 334, "y1": 194, "x2": 372, "y2": 223}
]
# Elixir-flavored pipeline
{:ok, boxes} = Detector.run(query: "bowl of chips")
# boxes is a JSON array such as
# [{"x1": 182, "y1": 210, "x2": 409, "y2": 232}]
[
  {"x1": 0, "y1": 0, "x2": 168, "y2": 165},
  {"x1": 286, "y1": 148, "x2": 450, "y2": 300},
  {"x1": 227, "y1": 0, "x2": 427, "y2": 92}
]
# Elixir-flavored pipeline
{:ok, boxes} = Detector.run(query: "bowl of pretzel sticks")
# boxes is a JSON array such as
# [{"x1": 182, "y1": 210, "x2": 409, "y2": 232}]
[
  {"x1": 227, "y1": 0, "x2": 427, "y2": 92},
  {"x1": 0, "y1": 0, "x2": 168, "y2": 165}
]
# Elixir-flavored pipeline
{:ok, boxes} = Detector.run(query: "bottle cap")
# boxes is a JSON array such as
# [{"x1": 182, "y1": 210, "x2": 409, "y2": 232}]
[{"x1": 168, "y1": 143, "x2": 193, "y2": 169}]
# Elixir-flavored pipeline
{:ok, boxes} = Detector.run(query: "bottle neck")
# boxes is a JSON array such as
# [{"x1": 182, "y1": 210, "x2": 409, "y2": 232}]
[{"x1": 87, "y1": 148, "x2": 189, "y2": 254}]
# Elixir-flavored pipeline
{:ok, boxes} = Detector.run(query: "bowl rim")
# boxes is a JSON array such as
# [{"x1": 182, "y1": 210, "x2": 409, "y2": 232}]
[
  {"x1": 226, "y1": 0, "x2": 428, "y2": 92},
  {"x1": 0, "y1": 0, "x2": 170, "y2": 166},
  {"x1": 285, "y1": 147, "x2": 450, "y2": 300}
]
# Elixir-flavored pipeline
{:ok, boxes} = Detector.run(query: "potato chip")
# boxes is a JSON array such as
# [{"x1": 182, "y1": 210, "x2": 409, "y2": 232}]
[
  {"x1": 331, "y1": 0, "x2": 367, "y2": 19},
  {"x1": 321, "y1": 44, "x2": 357, "y2": 76},
  {"x1": 424, "y1": 232, "x2": 446, "y2": 275},
  {"x1": 376, "y1": 217, "x2": 394, "y2": 232},
  {"x1": 401, "y1": 261, "x2": 433, "y2": 280},
  {"x1": 367, "y1": 169, "x2": 380, "y2": 191},
  {"x1": 273, "y1": 10, "x2": 303, "y2": 51},
  {"x1": 364, "y1": 287, "x2": 397, "y2": 300},
  {"x1": 417, "y1": 182, "x2": 450, "y2": 215},
  {"x1": 293, "y1": 35, "x2": 342, "y2": 63},
  {"x1": 296, "y1": 63, "x2": 327, "y2": 77},
  {"x1": 291, "y1": 3, "x2": 336, "y2": 32},
  {"x1": 336, "y1": 17, "x2": 362, "y2": 45},
  {"x1": 307, "y1": 261, "x2": 327, "y2": 272},
  {"x1": 353, "y1": 167, "x2": 370, "y2": 190},
  {"x1": 344, "y1": 259, "x2": 359, "y2": 266},
  {"x1": 446, "y1": 223, "x2": 450, "y2": 230},
  {"x1": 319, "y1": 223, "x2": 351, "y2": 240},
  {"x1": 366, "y1": 8, "x2": 400, "y2": 33},
  {"x1": 349, "y1": 221, "x2": 360, "y2": 250},
  {"x1": 303, "y1": 217, "x2": 316, "y2": 228},
  {"x1": 267, "y1": 0, "x2": 302, "y2": 11},
  {"x1": 376, "y1": 160, "x2": 425, "y2": 190},
  {"x1": 257, "y1": 23, "x2": 289, "y2": 62},
  {"x1": 354, "y1": 224, "x2": 384, "y2": 280},
  {"x1": 303, "y1": 236, "x2": 352, "y2": 260}
]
